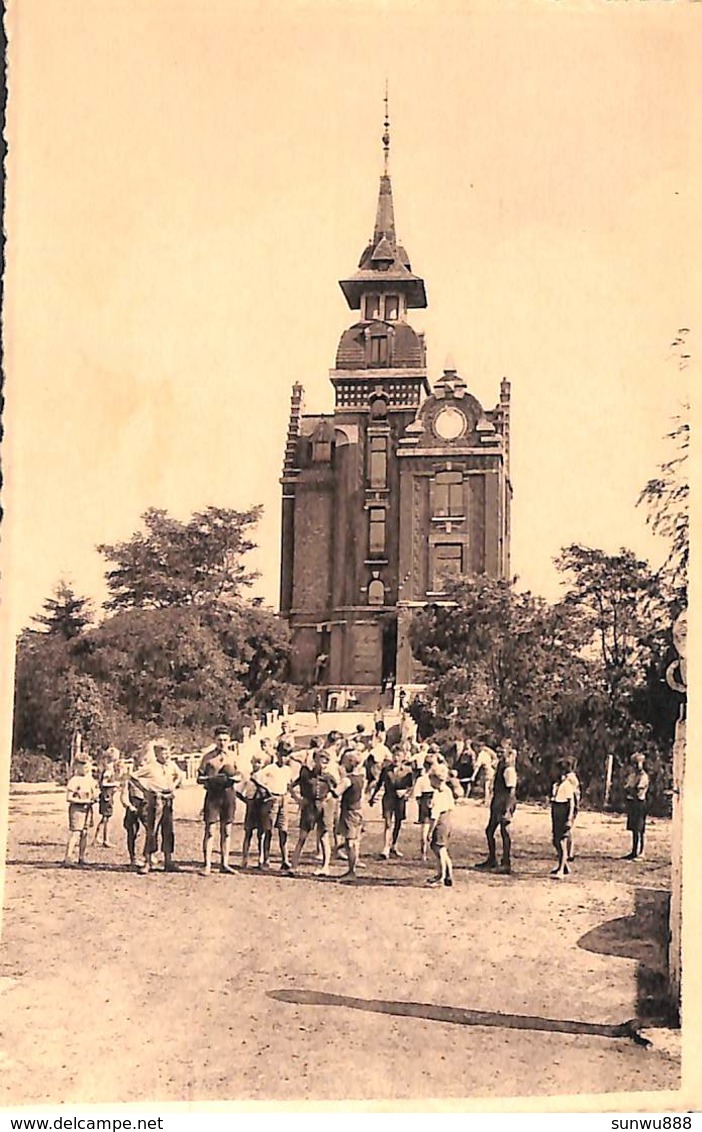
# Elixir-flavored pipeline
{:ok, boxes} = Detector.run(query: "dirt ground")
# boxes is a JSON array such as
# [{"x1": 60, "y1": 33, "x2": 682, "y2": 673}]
[{"x1": 0, "y1": 780, "x2": 680, "y2": 1107}]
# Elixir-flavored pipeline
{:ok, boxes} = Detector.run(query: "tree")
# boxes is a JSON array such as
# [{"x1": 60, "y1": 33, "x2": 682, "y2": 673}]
[
  {"x1": 637, "y1": 329, "x2": 690, "y2": 604},
  {"x1": 32, "y1": 580, "x2": 93, "y2": 639},
  {"x1": 409, "y1": 576, "x2": 596, "y2": 795},
  {"x1": 97, "y1": 505, "x2": 262, "y2": 611}
]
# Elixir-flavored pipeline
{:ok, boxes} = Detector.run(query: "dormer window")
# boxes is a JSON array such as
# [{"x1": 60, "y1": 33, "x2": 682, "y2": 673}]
[
  {"x1": 385, "y1": 294, "x2": 399, "y2": 321},
  {"x1": 364, "y1": 293, "x2": 381, "y2": 320}
]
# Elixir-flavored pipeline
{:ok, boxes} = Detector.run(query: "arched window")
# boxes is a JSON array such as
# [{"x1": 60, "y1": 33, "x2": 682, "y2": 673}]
[{"x1": 368, "y1": 578, "x2": 385, "y2": 605}]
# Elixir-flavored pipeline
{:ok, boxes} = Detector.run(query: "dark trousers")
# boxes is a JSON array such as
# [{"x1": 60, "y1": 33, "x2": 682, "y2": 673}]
[
  {"x1": 144, "y1": 794, "x2": 174, "y2": 857},
  {"x1": 486, "y1": 808, "x2": 512, "y2": 867}
]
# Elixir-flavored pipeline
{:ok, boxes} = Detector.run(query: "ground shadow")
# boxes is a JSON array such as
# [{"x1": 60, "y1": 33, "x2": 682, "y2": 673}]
[
  {"x1": 268, "y1": 987, "x2": 636, "y2": 1040},
  {"x1": 578, "y1": 887, "x2": 675, "y2": 1027}
]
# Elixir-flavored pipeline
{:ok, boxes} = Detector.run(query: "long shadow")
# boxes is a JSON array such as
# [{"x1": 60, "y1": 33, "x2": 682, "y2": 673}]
[
  {"x1": 578, "y1": 887, "x2": 675, "y2": 1028},
  {"x1": 268, "y1": 987, "x2": 636, "y2": 1040}
]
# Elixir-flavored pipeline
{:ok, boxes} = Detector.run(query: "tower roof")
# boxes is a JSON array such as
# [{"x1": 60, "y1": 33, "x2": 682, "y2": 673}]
[{"x1": 339, "y1": 96, "x2": 427, "y2": 311}]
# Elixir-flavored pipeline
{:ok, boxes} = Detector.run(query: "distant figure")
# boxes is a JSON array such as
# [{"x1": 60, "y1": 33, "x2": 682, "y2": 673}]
[
  {"x1": 374, "y1": 702, "x2": 386, "y2": 737},
  {"x1": 290, "y1": 747, "x2": 340, "y2": 876},
  {"x1": 313, "y1": 692, "x2": 323, "y2": 726},
  {"x1": 623, "y1": 752, "x2": 649, "y2": 860},
  {"x1": 412, "y1": 754, "x2": 436, "y2": 861},
  {"x1": 64, "y1": 755, "x2": 99, "y2": 867},
  {"x1": 238, "y1": 755, "x2": 266, "y2": 869},
  {"x1": 314, "y1": 652, "x2": 328, "y2": 684},
  {"x1": 121, "y1": 749, "x2": 147, "y2": 868}
]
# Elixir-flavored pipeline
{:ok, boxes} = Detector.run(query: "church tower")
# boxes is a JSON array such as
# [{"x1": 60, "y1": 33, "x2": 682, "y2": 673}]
[{"x1": 280, "y1": 102, "x2": 512, "y2": 693}]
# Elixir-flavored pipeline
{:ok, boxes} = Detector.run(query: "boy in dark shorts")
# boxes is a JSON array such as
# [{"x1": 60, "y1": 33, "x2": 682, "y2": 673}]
[
  {"x1": 370, "y1": 746, "x2": 414, "y2": 859},
  {"x1": 93, "y1": 746, "x2": 120, "y2": 848},
  {"x1": 197, "y1": 726, "x2": 240, "y2": 876},
  {"x1": 412, "y1": 755, "x2": 435, "y2": 861},
  {"x1": 475, "y1": 741, "x2": 518, "y2": 875},
  {"x1": 290, "y1": 748, "x2": 339, "y2": 876},
  {"x1": 550, "y1": 758, "x2": 577, "y2": 879},
  {"x1": 336, "y1": 748, "x2": 365, "y2": 880},
  {"x1": 238, "y1": 755, "x2": 266, "y2": 869}
]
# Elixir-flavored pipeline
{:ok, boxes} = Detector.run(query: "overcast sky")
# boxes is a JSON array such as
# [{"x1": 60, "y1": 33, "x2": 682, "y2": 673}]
[{"x1": 4, "y1": 0, "x2": 699, "y2": 636}]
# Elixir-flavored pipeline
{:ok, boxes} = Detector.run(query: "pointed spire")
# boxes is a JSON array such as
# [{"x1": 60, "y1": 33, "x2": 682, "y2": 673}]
[
  {"x1": 374, "y1": 83, "x2": 396, "y2": 246},
  {"x1": 382, "y1": 79, "x2": 390, "y2": 176}
]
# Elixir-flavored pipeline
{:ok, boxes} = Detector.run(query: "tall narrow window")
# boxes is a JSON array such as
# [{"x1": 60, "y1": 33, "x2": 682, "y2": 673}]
[
  {"x1": 369, "y1": 335, "x2": 389, "y2": 367},
  {"x1": 365, "y1": 293, "x2": 381, "y2": 320},
  {"x1": 432, "y1": 544, "x2": 463, "y2": 590},
  {"x1": 434, "y1": 471, "x2": 464, "y2": 517},
  {"x1": 369, "y1": 436, "x2": 388, "y2": 488},
  {"x1": 369, "y1": 508, "x2": 386, "y2": 557},
  {"x1": 384, "y1": 294, "x2": 399, "y2": 320}
]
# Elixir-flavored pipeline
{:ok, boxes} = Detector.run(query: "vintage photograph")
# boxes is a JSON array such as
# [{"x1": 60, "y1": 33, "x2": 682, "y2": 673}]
[{"x1": 1, "y1": 0, "x2": 698, "y2": 1111}]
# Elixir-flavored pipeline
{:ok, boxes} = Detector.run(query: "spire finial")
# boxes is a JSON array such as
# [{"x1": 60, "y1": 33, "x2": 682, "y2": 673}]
[{"x1": 382, "y1": 79, "x2": 390, "y2": 176}]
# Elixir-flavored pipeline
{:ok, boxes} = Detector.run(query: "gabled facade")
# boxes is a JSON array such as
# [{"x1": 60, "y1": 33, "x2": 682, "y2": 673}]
[{"x1": 280, "y1": 118, "x2": 512, "y2": 689}]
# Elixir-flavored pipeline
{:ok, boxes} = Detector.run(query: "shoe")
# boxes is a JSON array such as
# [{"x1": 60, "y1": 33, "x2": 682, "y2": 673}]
[
  {"x1": 496, "y1": 864, "x2": 512, "y2": 875},
  {"x1": 280, "y1": 862, "x2": 293, "y2": 872},
  {"x1": 425, "y1": 876, "x2": 443, "y2": 886},
  {"x1": 313, "y1": 867, "x2": 330, "y2": 877},
  {"x1": 389, "y1": 846, "x2": 403, "y2": 858},
  {"x1": 444, "y1": 875, "x2": 453, "y2": 887},
  {"x1": 379, "y1": 852, "x2": 390, "y2": 861},
  {"x1": 164, "y1": 862, "x2": 181, "y2": 872},
  {"x1": 137, "y1": 864, "x2": 151, "y2": 875},
  {"x1": 220, "y1": 863, "x2": 235, "y2": 874},
  {"x1": 474, "y1": 860, "x2": 498, "y2": 871},
  {"x1": 550, "y1": 871, "x2": 565, "y2": 880},
  {"x1": 339, "y1": 871, "x2": 357, "y2": 881},
  {"x1": 622, "y1": 853, "x2": 637, "y2": 860},
  {"x1": 200, "y1": 866, "x2": 212, "y2": 876}
]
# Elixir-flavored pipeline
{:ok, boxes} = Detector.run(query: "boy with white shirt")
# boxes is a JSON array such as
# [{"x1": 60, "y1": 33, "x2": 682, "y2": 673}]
[
  {"x1": 253, "y1": 742, "x2": 294, "y2": 871},
  {"x1": 426, "y1": 763, "x2": 455, "y2": 888}
]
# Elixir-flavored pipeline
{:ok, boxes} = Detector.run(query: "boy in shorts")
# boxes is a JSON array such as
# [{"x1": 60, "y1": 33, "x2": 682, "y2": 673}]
[
  {"x1": 426, "y1": 763, "x2": 455, "y2": 888},
  {"x1": 336, "y1": 748, "x2": 365, "y2": 880},
  {"x1": 64, "y1": 755, "x2": 99, "y2": 867},
  {"x1": 412, "y1": 755, "x2": 436, "y2": 861},
  {"x1": 197, "y1": 726, "x2": 240, "y2": 875},
  {"x1": 93, "y1": 746, "x2": 121, "y2": 848},
  {"x1": 253, "y1": 742, "x2": 295, "y2": 871},
  {"x1": 238, "y1": 755, "x2": 266, "y2": 869},
  {"x1": 290, "y1": 748, "x2": 339, "y2": 876},
  {"x1": 370, "y1": 746, "x2": 414, "y2": 859},
  {"x1": 121, "y1": 748, "x2": 146, "y2": 867}
]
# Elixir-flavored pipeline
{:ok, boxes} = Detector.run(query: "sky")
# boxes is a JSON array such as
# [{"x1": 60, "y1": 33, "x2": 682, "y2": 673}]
[{"x1": 3, "y1": 0, "x2": 700, "y2": 637}]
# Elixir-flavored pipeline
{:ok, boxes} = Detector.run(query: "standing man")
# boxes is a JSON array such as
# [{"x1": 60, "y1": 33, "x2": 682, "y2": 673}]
[
  {"x1": 133, "y1": 739, "x2": 184, "y2": 875},
  {"x1": 475, "y1": 739, "x2": 518, "y2": 875},
  {"x1": 198, "y1": 725, "x2": 240, "y2": 876},
  {"x1": 253, "y1": 741, "x2": 295, "y2": 871}
]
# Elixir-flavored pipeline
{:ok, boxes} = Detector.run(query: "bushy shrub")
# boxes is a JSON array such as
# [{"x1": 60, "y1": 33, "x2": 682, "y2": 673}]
[{"x1": 11, "y1": 750, "x2": 68, "y2": 783}]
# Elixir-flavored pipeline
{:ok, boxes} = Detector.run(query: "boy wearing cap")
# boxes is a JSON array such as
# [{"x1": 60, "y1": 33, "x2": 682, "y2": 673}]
[
  {"x1": 426, "y1": 762, "x2": 455, "y2": 887},
  {"x1": 198, "y1": 726, "x2": 241, "y2": 876},
  {"x1": 64, "y1": 756, "x2": 99, "y2": 867}
]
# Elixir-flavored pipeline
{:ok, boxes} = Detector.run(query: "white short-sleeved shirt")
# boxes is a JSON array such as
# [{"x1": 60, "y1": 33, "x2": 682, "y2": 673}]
[
  {"x1": 254, "y1": 762, "x2": 294, "y2": 796},
  {"x1": 551, "y1": 777, "x2": 577, "y2": 804},
  {"x1": 430, "y1": 784, "x2": 455, "y2": 820}
]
